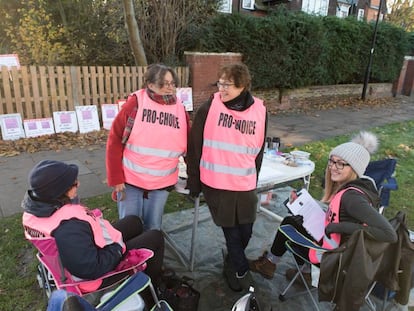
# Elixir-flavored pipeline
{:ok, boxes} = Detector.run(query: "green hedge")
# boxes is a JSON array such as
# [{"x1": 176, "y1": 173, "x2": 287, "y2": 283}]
[{"x1": 184, "y1": 9, "x2": 411, "y2": 90}]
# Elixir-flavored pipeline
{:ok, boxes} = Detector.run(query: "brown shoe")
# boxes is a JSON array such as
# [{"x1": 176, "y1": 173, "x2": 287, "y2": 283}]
[
  {"x1": 285, "y1": 268, "x2": 312, "y2": 288},
  {"x1": 249, "y1": 251, "x2": 276, "y2": 279}
]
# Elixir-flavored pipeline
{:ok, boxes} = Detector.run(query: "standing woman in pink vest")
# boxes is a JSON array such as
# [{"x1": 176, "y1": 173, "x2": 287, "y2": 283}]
[
  {"x1": 106, "y1": 64, "x2": 190, "y2": 231},
  {"x1": 249, "y1": 131, "x2": 397, "y2": 285},
  {"x1": 186, "y1": 63, "x2": 268, "y2": 292}
]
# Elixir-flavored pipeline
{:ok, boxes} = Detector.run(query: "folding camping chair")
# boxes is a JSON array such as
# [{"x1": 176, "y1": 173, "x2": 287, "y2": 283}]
[
  {"x1": 278, "y1": 159, "x2": 399, "y2": 310},
  {"x1": 47, "y1": 272, "x2": 173, "y2": 311},
  {"x1": 364, "y1": 158, "x2": 398, "y2": 213},
  {"x1": 278, "y1": 224, "x2": 329, "y2": 311},
  {"x1": 24, "y1": 230, "x2": 153, "y2": 305},
  {"x1": 278, "y1": 225, "x2": 398, "y2": 311}
]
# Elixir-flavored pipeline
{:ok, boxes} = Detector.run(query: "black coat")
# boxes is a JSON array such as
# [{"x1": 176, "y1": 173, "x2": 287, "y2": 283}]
[{"x1": 186, "y1": 91, "x2": 268, "y2": 227}]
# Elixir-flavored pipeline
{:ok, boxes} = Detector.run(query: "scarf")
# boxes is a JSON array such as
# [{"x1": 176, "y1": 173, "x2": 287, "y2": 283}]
[
  {"x1": 146, "y1": 87, "x2": 177, "y2": 105},
  {"x1": 223, "y1": 90, "x2": 254, "y2": 111}
]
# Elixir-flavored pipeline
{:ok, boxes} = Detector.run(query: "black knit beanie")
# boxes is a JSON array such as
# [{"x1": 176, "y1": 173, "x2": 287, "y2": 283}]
[{"x1": 29, "y1": 160, "x2": 79, "y2": 200}]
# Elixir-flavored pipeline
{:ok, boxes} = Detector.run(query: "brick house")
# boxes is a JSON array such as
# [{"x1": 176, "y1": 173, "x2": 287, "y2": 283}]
[{"x1": 219, "y1": 0, "x2": 386, "y2": 22}]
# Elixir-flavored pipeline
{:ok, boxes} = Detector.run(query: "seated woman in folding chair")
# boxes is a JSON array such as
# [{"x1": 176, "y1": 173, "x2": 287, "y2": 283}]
[
  {"x1": 249, "y1": 131, "x2": 397, "y2": 285},
  {"x1": 22, "y1": 160, "x2": 165, "y2": 296}
]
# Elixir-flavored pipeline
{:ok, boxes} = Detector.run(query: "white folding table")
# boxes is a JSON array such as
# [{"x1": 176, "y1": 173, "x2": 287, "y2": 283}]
[{"x1": 165, "y1": 156, "x2": 315, "y2": 271}]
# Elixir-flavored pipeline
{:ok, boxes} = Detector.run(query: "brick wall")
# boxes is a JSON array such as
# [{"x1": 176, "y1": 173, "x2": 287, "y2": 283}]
[
  {"x1": 184, "y1": 52, "x2": 242, "y2": 109},
  {"x1": 393, "y1": 56, "x2": 414, "y2": 97}
]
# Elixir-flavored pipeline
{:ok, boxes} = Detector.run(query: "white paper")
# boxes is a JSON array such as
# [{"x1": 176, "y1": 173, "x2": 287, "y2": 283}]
[
  {"x1": 0, "y1": 113, "x2": 25, "y2": 140},
  {"x1": 117, "y1": 99, "x2": 127, "y2": 110},
  {"x1": 23, "y1": 118, "x2": 55, "y2": 137},
  {"x1": 176, "y1": 87, "x2": 193, "y2": 111},
  {"x1": 285, "y1": 188, "x2": 325, "y2": 241},
  {"x1": 101, "y1": 104, "x2": 119, "y2": 130},
  {"x1": 75, "y1": 105, "x2": 101, "y2": 133},
  {"x1": 53, "y1": 111, "x2": 78, "y2": 133}
]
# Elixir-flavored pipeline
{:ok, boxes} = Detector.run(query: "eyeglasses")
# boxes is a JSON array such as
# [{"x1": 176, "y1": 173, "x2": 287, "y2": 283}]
[
  {"x1": 160, "y1": 81, "x2": 176, "y2": 88},
  {"x1": 328, "y1": 158, "x2": 350, "y2": 170},
  {"x1": 216, "y1": 82, "x2": 235, "y2": 90}
]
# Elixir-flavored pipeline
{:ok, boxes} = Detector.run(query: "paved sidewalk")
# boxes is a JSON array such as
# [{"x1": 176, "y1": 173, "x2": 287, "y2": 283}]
[{"x1": 1, "y1": 95, "x2": 414, "y2": 218}]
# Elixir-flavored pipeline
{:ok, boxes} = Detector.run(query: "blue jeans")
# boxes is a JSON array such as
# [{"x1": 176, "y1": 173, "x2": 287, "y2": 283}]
[
  {"x1": 117, "y1": 183, "x2": 169, "y2": 231},
  {"x1": 46, "y1": 290, "x2": 95, "y2": 311},
  {"x1": 222, "y1": 223, "x2": 253, "y2": 275}
]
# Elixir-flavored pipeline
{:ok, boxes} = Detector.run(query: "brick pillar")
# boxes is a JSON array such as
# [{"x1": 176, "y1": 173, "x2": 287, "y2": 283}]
[
  {"x1": 184, "y1": 52, "x2": 243, "y2": 112},
  {"x1": 393, "y1": 56, "x2": 414, "y2": 97},
  {"x1": 402, "y1": 58, "x2": 414, "y2": 96}
]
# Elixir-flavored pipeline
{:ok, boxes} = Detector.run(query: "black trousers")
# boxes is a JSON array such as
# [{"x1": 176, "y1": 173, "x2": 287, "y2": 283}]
[
  {"x1": 112, "y1": 215, "x2": 164, "y2": 285},
  {"x1": 270, "y1": 216, "x2": 316, "y2": 265},
  {"x1": 222, "y1": 223, "x2": 253, "y2": 275}
]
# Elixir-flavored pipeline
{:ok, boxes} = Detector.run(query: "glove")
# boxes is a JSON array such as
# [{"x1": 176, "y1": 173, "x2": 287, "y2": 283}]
[
  {"x1": 115, "y1": 249, "x2": 154, "y2": 272},
  {"x1": 325, "y1": 223, "x2": 335, "y2": 239},
  {"x1": 290, "y1": 214, "x2": 304, "y2": 226}
]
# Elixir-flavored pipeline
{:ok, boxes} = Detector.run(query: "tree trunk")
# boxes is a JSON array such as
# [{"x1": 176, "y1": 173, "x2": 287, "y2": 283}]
[{"x1": 122, "y1": 0, "x2": 147, "y2": 66}]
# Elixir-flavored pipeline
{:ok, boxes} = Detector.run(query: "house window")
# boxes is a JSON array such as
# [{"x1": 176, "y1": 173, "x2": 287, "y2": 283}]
[
  {"x1": 242, "y1": 0, "x2": 255, "y2": 10},
  {"x1": 336, "y1": 4, "x2": 350, "y2": 18},
  {"x1": 218, "y1": 0, "x2": 232, "y2": 13},
  {"x1": 357, "y1": 9, "x2": 364, "y2": 21},
  {"x1": 302, "y1": 0, "x2": 329, "y2": 16}
]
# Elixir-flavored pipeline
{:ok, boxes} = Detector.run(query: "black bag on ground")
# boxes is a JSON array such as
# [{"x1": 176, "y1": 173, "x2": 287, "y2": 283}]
[{"x1": 157, "y1": 275, "x2": 200, "y2": 311}]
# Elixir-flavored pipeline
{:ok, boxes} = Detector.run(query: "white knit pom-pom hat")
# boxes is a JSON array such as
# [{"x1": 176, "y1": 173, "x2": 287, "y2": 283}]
[{"x1": 329, "y1": 131, "x2": 379, "y2": 177}]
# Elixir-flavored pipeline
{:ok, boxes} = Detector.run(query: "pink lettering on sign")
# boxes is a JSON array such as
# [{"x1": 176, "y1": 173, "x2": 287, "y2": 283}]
[
  {"x1": 41, "y1": 121, "x2": 50, "y2": 129},
  {"x1": 106, "y1": 109, "x2": 115, "y2": 118},
  {"x1": 5, "y1": 118, "x2": 18, "y2": 129},
  {"x1": 60, "y1": 113, "x2": 71, "y2": 124},
  {"x1": 28, "y1": 122, "x2": 37, "y2": 130},
  {"x1": 82, "y1": 110, "x2": 92, "y2": 120}
]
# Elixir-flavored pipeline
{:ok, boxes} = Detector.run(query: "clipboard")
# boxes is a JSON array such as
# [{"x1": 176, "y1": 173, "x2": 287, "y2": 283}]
[{"x1": 284, "y1": 188, "x2": 325, "y2": 241}]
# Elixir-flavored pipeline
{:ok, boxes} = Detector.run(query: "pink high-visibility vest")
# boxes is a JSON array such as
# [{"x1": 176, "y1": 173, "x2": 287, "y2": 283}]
[
  {"x1": 123, "y1": 89, "x2": 187, "y2": 190},
  {"x1": 23, "y1": 204, "x2": 126, "y2": 291},
  {"x1": 309, "y1": 187, "x2": 363, "y2": 264},
  {"x1": 200, "y1": 92, "x2": 266, "y2": 191}
]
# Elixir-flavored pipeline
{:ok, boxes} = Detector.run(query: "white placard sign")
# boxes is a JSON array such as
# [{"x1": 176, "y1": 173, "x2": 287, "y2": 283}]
[
  {"x1": 53, "y1": 111, "x2": 78, "y2": 133},
  {"x1": 0, "y1": 113, "x2": 25, "y2": 140},
  {"x1": 176, "y1": 87, "x2": 193, "y2": 111},
  {"x1": 102, "y1": 104, "x2": 119, "y2": 130},
  {"x1": 117, "y1": 99, "x2": 127, "y2": 110},
  {"x1": 0, "y1": 54, "x2": 20, "y2": 69},
  {"x1": 75, "y1": 105, "x2": 101, "y2": 133},
  {"x1": 23, "y1": 118, "x2": 55, "y2": 138}
]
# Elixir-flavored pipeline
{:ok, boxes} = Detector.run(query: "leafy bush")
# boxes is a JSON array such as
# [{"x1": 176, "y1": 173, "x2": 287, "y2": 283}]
[{"x1": 184, "y1": 10, "x2": 411, "y2": 90}]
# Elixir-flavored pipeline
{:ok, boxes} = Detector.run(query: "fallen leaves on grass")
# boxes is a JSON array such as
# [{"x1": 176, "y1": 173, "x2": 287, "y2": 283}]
[{"x1": 0, "y1": 130, "x2": 109, "y2": 157}]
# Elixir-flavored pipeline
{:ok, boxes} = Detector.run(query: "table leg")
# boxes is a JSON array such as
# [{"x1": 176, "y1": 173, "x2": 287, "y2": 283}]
[{"x1": 189, "y1": 196, "x2": 200, "y2": 272}]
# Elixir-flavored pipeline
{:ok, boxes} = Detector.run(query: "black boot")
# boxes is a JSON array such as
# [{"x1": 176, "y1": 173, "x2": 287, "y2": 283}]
[{"x1": 222, "y1": 250, "x2": 242, "y2": 292}]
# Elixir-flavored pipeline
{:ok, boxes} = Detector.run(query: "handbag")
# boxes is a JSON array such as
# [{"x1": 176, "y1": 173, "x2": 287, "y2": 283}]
[{"x1": 156, "y1": 275, "x2": 200, "y2": 311}]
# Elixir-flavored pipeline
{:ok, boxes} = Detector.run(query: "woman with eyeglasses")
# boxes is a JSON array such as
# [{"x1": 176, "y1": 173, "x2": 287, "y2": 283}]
[
  {"x1": 186, "y1": 63, "x2": 268, "y2": 292},
  {"x1": 22, "y1": 160, "x2": 165, "y2": 295},
  {"x1": 106, "y1": 63, "x2": 190, "y2": 231},
  {"x1": 249, "y1": 131, "x2": 397, "y2": 286}
]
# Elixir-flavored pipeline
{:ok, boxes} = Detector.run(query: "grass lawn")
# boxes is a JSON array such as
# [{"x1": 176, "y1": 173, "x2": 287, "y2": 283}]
[{"x1": 1, "y1": 120, "x2": 413, "y2": 310}]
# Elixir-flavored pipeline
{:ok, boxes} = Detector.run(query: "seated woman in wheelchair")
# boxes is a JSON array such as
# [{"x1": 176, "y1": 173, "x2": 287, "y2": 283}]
[
  {"x1": 22, "y1": 160, "x2": 165, "y2": 290},
  {"x1": 249, "y1": 131, "x2": 397, "y2": 285}
]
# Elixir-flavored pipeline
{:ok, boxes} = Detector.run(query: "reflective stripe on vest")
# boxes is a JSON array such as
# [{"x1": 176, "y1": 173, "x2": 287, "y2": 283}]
[
  {"x1": 23, "y1": 205, "x2": 126, "y2": 291},
  {"x1": 200, "y1": 92, "x2": 266, "y2": 191},
  {"x1": 122, "y1": 89, "x2": 187, "y2": 190},
  {"x1": 23, "y1": 205, "x2": 126, "y2": 252},
  {"x1": 309, "y1": 187, "x2": 364, "y2": 264}
]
